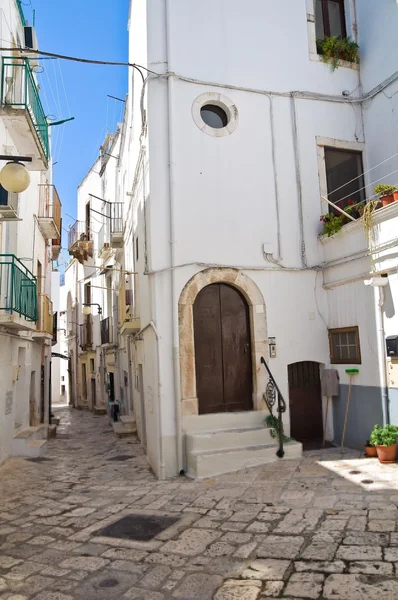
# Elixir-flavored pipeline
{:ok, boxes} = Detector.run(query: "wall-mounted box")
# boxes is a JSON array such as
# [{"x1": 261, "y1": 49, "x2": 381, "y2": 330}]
[{"x1": 386, "y1": 336, "x2": 398, "y2": 358}]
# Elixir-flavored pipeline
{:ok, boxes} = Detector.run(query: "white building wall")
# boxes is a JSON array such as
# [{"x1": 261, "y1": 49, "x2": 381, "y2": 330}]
[{"x1": 0, "y1": 0, "x2": 57, "y2": 464}]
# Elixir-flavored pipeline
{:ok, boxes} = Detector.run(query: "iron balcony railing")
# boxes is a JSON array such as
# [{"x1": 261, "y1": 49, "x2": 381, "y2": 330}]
[
  {"x1": 1, "y1": 56, "x2": 49, "y2": 160},
  {"x1": 100, "y1": 316, "x2": 113, "y2": 345},
  {"x1": 261, "y1": 356, "x2": 287, "y2": 459},
  {"x1": 79, "y1": 318, "x2": 92, "y2": 350},
  {"x1": 0, "y1": 254, "x2": 37, "y2": 321},
  {"x1": 68, "y1": 220, "x2": 91, "y2": 249},
  {"x1": 110, "y1": 202, "x2": 123, "y2": 235},
  {"x1": 16, "y1": 0, "x2": 26, "y2": 26},
  {"x1": 38, "y1": 184, "x2": 62, "y2": 237}
]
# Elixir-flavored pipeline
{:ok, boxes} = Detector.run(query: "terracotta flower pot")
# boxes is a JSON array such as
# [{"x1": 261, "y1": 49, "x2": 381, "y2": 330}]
[
  {"x1": 376, "y1": 444, "x2": 397, "y2": 463},
  {"x1": 381, "y1": 194, "x2": 394, "y2": 206},
  {"x1": 364, "y1": 445, "x2": 377, "y2": 457},
  {"x1": 393, "y1": 192, "x2": 398, "y2": 202}
]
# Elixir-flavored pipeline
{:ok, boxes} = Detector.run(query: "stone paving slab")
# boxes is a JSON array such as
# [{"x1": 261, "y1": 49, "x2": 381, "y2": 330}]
[{"x1": 1, "y1": 408, "x2": 398, "y2": 599}]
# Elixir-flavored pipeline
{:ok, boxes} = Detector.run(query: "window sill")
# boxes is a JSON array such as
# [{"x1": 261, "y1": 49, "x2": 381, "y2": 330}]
[
  {"x1": 319, "y1": 201, "x2": 398, "y2": 243},
  {"x1": 310, "y1": 53, "x2": 359, "y2": 71}
]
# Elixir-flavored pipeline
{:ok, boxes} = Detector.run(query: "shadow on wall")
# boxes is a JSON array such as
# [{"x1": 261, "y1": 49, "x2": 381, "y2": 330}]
[
  {"x1": 333, "y1": 385, "x2": 385, "y2": 450},
  {"x1": 384, "y1": 282, "x2": 395, "y2": 319}
]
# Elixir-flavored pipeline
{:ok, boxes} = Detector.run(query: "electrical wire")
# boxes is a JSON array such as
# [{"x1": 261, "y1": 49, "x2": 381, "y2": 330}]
[
  {"x1": 0, "y1": 46, "x2": 159, "y2": 78},
  {"x1": 324, "y1": 150, "x2": 398, "y2": 199},
  {"x1": 327, "y1": 166, "x2": 398, "y2": 207}
]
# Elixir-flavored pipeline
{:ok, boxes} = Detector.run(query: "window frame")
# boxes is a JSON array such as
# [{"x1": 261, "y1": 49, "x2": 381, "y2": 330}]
[
  {"x1": 324, "y1": 147, "x2": 366, "y2": 214},
  {"x1": 328, "y1": 326, "x2": 361, "y2": 365},
  {"x1": 317, "y1": 0, "x2": 347, "y2": 40},
  {"x1": 316, "y1": 137, "x2": 367, "y2": 219}
]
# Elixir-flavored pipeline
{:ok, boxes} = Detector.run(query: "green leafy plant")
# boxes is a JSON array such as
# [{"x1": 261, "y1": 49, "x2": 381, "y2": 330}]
[
  {"x1": 319, "y1": 213, "x2": 344, "y2": 237},
  {"x1": 265, "y1": 414, "x2": 291, "y2": 442},
  {"x1": 369, "y1": 424, "x2": 398, "y2": 447},
  {"x1": 373, "y1": 184, "x2": 397, "y2": 198},
  {"x1": 365, "y1": 439, "x2": 374, "y2": 447},
  {"x1": 317, "y1": 36, "x2": 359, "y2": 71}
]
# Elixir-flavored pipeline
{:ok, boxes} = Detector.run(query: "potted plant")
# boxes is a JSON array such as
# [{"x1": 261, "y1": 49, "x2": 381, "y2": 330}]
[
  {"x1": 364, "y1": 439, "x2": 377, "y2": 457},
  {"x1": 320, "y1": 213, "x2": 344, "y2": 237},
  {"x1": 373, "y1": 184, "x2": 398, "y2": 207},
  {"x1": 369, "y1": 424, "x2": 398, "y2": 463},
  {"x1": 317, "y1": 36, "x2": 359, "y2": 71}
]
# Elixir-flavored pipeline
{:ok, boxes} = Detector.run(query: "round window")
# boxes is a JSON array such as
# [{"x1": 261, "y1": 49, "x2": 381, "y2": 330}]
[
  {"x1": 192, "y1": 93, "x2": 238, "y2": 137},
  {"x1": 200, "y1": 104, "x2": 228, "y2": 129}
]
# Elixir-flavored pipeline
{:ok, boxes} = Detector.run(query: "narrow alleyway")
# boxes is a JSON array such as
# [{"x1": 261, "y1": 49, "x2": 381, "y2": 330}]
[{"x1": 1, "y1": 409, "x2": 398, "y2": 599}]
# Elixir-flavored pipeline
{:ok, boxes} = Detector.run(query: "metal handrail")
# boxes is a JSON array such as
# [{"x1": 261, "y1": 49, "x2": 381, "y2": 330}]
[
  {"x1": 1, "y1": 57, "x2": 49, "y2": 160},
  {"x1": 16, "y1": 0, "x2": 26, "y2": 26},
  {"x1": 261, "y1": 356, "x2": 287, "y2": 458}
]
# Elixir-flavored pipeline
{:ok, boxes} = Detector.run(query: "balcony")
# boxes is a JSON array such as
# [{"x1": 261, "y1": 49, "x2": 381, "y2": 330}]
[
  {"x1": 68, "y1": 221, "x2": 93, "y2": 264},
  {"x1": 119, "y1": 279, "x2": 140, "y2": 335},
  {"x1": 37, "y1": 184, "x2": 62, "y2": 240},
  {"x1": 79, "y1": 318, "x2": 92, "y2": 351},
  {"x1": 110, "y1": 203, "x2": 123, "y2": 248},
  {"x1": 52, "y1": 238, "x2": 61, "y2": 261},
  {"x1": 0, "y1": 254, "x2": 37, "y2": 330},
  {"x1": 98, "y1": 225, "x2": 111, "y2": 259},
  {"x1": 0, "y1": 57, "x2": 49, "y2": 169},
  {"x1": 100, "y1": 316, "x2": 114, "y2": 345},
  {"x1": 32, "y1": 294, "x2": 53, "y2": 340}
]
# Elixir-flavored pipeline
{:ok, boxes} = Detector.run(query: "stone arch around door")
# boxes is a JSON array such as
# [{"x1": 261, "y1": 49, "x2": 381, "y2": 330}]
[{"x1": 179, "y1": 268, "x2": 268, "y2": 417}]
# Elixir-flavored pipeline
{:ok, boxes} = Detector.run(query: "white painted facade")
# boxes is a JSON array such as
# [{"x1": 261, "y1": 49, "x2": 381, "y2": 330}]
[
  {"x1": 0, "y1": 0, "x2": 61, "y2": 463},
  {"x1": 116, "y1": 0, "x2": 398, "y2": 477},
  {"x1": 64, "y1": 0, "x2": 398, "y2": 477}
]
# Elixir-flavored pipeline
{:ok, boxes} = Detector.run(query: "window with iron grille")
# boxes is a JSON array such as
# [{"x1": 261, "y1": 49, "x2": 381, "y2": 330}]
[
  {"x1": 315, "y1": 0, "x2": 347, "y2": 40},
  {"x1": 329, "y1": 326, "x2": 361, "y2": 364},
  {"x1": 324, "y1": 148, "x2": 365, "y2": 215}
]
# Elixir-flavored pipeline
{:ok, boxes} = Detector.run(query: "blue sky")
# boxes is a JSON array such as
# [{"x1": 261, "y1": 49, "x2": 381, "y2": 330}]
[{"x1": 24, "y1": 0, "x2": 129, "y2": 267}]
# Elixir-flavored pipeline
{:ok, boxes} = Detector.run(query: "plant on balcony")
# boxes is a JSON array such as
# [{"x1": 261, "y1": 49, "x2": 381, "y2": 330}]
[
  {"x1": 317, "y1": 36, "x2": 359, "y2": 71},
  {"x1": 373, "y1": 184, "x2": 398, "y2": 207},
  {"x1": 320, "y1": 199, "x2": 360, "y2": 237}
]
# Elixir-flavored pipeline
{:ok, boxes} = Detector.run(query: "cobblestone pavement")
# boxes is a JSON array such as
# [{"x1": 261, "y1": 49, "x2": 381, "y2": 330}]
[{"x1": 1, "y1": 408, "x2": 398, "y2": 599}]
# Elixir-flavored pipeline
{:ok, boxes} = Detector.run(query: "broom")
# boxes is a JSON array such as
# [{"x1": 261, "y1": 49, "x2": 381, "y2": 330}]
[{"x1": 341, "y1": 368, "x2": 359, "y2": 452}]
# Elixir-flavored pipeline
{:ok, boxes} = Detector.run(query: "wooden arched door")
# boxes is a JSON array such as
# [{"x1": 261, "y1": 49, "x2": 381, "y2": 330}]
[{"x1": 193, "y1": 283, "x2": 253, "y2": 414}]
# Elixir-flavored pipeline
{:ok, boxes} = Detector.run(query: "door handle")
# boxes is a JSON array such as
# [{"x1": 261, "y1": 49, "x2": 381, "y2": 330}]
[{"x1": 244, "y1": 344, "x2": 249, "y2": 354}]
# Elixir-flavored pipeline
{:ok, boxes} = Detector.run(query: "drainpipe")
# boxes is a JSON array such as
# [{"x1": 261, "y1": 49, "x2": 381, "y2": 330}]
[
  {"x1": 165, "y1": 0, "x2": 184, "y2": 476},
  {"x1": 375, "y1": 285, "x2": 390, "y2": 425}
]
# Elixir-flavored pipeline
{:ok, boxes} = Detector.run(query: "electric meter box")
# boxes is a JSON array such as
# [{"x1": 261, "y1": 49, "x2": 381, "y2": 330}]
[{"x1": 386, "y1": 336, "x2": 398, "y2": 358}]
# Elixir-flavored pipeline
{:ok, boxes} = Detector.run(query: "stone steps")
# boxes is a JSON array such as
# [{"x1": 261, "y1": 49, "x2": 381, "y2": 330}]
[
  {"x1": 187, "y1": 439, "x2": 302, "y2": 479},
  {"x1": 184, "y1": 412, "x2": 302, "y2": 478},
  {"x1": 12, "y1": 426, "x2": 48, "y2": 458},
  {"x1": 186, "y1": 426, "x2": 275, "y2": 453},
  {"x1": 113, "y1": 415, "x2": 137, "y2": 437}
]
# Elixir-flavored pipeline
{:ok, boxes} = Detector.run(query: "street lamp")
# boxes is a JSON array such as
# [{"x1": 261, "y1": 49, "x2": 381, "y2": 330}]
[
  {"x1": 0, "y1": 155, "x2": 32, "y2": 193},
  {"x1": 82, "y1": 303, "x2": 102, "y2": 315}
]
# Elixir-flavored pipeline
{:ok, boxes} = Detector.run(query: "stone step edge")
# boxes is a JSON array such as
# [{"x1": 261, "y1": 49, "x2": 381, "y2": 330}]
[
  {"x1": 186, "y1": 426, "x2": 269, "y2": 437},
  {"x1": 190, "y1": 441, "x2": 300, "y2": 457}
]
